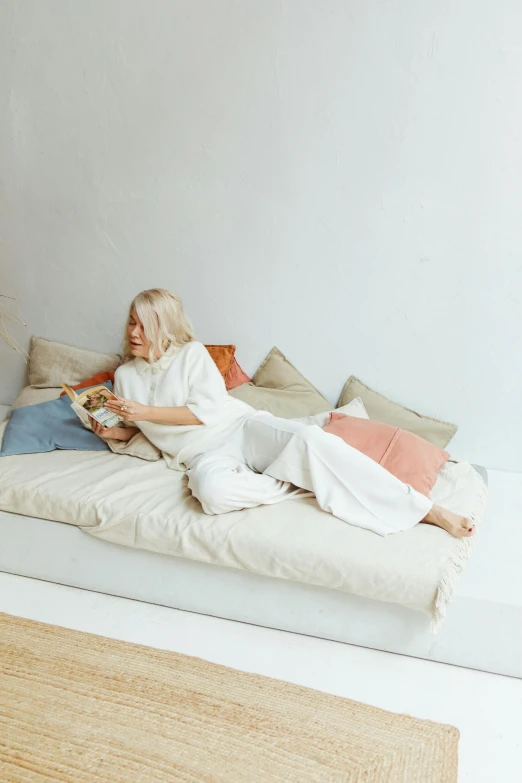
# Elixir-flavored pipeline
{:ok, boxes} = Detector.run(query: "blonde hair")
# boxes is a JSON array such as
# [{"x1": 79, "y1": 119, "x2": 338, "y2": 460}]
[{"x1": 123, "y1": 289, "x2": 196, "y2": 362}]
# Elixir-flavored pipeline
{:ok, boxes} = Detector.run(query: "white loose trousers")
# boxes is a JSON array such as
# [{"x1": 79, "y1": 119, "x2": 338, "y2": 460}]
[{"x1": 186, "y1": 411, "x2": 433, "y2": 536}]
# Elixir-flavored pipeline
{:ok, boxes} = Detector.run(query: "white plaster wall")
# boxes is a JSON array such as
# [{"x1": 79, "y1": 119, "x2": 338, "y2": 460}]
[{"x1": 1, "y1": 0, "x2": 521, "y2": 471}]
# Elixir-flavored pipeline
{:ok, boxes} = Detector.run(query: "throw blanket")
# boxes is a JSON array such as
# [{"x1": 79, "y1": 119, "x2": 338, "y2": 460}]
[{"x1": 0, "y1": 419, "x2": 486, "y2": 627}]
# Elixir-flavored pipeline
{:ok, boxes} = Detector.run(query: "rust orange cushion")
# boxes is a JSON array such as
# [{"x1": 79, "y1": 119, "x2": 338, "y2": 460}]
[
  {"x1": 324, "y1": 412, "x2": 450, "y2": 497},
  {"x1": 59, "y1": 371, "x2": 116, "y2": 396},
  {"x1": 204, "y1": 345, "x2": 236, "y2": 379}
]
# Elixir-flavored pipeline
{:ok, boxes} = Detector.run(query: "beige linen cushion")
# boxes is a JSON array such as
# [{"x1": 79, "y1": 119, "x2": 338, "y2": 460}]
[
  {"x1": 337, "y1": 376, "x2": 457, "y2": 448},
  {"x1": 28, "y1": 336, "x2": 121, "y2": 388},
  {"x1": 229, "y1": 347, "x2": 331, "y2": 418},
  {"x1": 106, "y1": 433, "x2": 161, "y2": 461},
  {"x1": 7, "y1": 385, "x2": 160, "y2": 461}
]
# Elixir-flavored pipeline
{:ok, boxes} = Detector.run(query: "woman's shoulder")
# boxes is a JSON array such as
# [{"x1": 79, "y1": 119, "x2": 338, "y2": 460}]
[
  {"x1": 115, "y1": 358, "x2": 138, "y2": 377},
  {"x1": 177, "y1": 340, "x2": 207, "y2": 359}
]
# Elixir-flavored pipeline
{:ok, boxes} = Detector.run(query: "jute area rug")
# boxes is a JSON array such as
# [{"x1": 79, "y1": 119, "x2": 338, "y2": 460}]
[{"x1": 0, "y1": 612, "x2": 458, "y2": 782}]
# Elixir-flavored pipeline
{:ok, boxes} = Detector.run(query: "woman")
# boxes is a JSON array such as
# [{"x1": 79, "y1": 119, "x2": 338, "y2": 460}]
[{"x1": 92, "y1": 289, "x2": 474, "y2": 538}]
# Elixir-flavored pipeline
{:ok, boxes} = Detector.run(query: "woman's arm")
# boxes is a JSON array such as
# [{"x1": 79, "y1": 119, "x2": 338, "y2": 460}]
[
  {"x1": 105, "y1": 398, "x2": 202, "y2": 426},
  {"x1": 92, "y1": 421, "x2": 140, "y2": 441},
  {"x1": 145, "y1": 406, "x2": 202, "y2": 426}
]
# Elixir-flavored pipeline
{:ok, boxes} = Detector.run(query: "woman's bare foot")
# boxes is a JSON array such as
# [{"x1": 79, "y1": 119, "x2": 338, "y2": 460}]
[{"x1": 422, "y1": 505, "x2": 475, "y2": 538}]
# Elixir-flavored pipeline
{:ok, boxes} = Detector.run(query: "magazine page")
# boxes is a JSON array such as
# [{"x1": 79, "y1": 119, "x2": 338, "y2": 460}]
[
  {"x1": 71, "y1": 401, "x2": 93, "y2": 430},
  {"x1": 74, "y1": 385, "x2": 124, "y2": 428},
  {"x1": 61, "y1": 383, "x2": 78, "y2": 402}
]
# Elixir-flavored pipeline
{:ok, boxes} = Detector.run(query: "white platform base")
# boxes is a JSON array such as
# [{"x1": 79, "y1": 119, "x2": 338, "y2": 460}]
[{"x1": 1, "y1": 467, "x2": 521, "y2": 678}]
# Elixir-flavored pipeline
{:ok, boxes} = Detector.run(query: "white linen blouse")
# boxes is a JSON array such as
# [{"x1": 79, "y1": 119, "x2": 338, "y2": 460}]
[{"x1": 114, "y1": 341, "x2": 254, "y2": 470}]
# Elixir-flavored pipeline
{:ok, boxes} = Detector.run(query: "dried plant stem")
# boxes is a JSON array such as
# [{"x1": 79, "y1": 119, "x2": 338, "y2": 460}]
[{"x1": 0, "y1": 294, "x2": 29, "y2": 361}]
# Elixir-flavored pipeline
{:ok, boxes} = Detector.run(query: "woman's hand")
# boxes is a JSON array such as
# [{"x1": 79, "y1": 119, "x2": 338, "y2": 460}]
[
  {"x1": 105, "y1": 397, "x2": 150, "y2": 422},
  {"x1": 91, "y1": 421, "x2": 133, "y2": 440}
]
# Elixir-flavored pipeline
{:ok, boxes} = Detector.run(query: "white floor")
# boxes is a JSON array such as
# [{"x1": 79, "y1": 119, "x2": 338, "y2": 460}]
[{"x1": 1, "y1": 572, "x2": 520, "y2": 781}]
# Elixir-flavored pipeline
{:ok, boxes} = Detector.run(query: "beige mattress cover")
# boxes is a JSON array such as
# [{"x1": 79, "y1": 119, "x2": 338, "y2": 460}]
[{"x1": 0, "y1": 415, "x2": 486, "y2": 625}]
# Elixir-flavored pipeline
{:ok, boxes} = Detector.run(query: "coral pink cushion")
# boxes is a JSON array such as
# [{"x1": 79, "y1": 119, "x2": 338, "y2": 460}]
[
  {"x1": 324, "y1": 413, "x2": 450, "y2": 497},
  {"x1": 225, "y1": 358, "x2": 251, "y2": 391}
]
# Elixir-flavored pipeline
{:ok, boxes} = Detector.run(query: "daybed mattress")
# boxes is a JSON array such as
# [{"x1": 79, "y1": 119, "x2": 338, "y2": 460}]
[
  {"x1": 4, "y1": 466, "x2": 522, "y2": 680},
  {"x1": 0, "y1": 423, "x2": 487, "y2": 624}
]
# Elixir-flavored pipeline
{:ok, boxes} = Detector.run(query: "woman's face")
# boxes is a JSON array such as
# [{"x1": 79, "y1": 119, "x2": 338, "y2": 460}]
[{"x1": 127, "y1": 310, "x2": 151, "y2": 359}]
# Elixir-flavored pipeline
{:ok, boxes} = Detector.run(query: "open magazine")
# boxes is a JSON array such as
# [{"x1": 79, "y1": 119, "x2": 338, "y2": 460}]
[{"x1": 61, "y1": 384, "x2": 124, "y2": 429}]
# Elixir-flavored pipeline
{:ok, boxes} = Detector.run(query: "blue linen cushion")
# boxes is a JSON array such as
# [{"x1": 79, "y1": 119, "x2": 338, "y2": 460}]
[{"x1": 0, "y1": 384, "x2": 113, "y2": 457}]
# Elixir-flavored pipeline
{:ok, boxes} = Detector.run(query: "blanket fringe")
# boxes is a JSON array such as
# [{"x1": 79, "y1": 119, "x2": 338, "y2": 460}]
[{"x1": 430, "y1": 470, "x2": 489, "y2": 632}]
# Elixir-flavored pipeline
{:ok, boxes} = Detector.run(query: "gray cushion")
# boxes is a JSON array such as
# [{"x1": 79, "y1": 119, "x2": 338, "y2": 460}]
[{"x1": 0, "y1": 384, "x2": 111, "y2": 457}]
